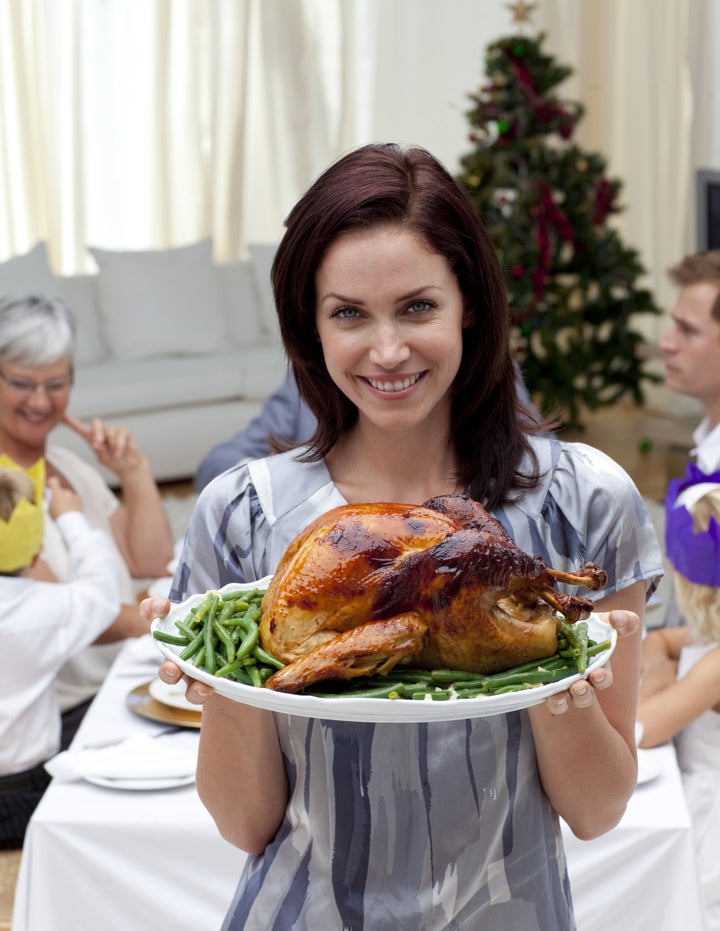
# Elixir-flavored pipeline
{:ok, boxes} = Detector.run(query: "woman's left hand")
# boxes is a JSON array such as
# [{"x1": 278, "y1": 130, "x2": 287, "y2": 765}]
[
  {"x1": 543, "y1": 609, "x2": 640, "y2": 716},
  {"x1": 63, "y1": 413, "x2": 146, "y2": 478}
]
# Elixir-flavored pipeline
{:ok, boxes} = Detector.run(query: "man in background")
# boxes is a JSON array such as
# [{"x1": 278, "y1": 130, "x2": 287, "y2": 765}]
[
  {"x1": 659, "y1": 249, "x2": 720, "y2": 627},
  {"x1": 660, "y1": 250, "x2": 720, "y2": 477}
]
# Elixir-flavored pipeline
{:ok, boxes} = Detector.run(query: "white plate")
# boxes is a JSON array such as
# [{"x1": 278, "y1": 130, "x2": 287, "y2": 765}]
[
  {"x1": 148, "y1": 676, "x2": 200, "y2": 713},
  {"x1": 85, "y1": 773, "x2": 195, "y2": 791},
  {"x1": 151, "y1": 580, "x2": 617, "y2": 723},
  {"x1": 636, "y1": 749, "x2": 663, "y2": 786}
]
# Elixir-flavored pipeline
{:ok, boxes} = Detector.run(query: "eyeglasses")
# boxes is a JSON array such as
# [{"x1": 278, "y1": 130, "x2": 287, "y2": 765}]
[{"x1": 0, "y1": 369, "x2": 74, "y2": 397}]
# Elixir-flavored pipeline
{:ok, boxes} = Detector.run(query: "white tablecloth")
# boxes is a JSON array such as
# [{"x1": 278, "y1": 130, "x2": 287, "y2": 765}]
[
  {"x1": 562, "y1": 742, "x2": 707, "y2": 931},
  {"x1": 12, "y1": 636, "x2": 247, "y2": 931},
  {"x1": 13, "y1": 637, "x2": 707, "y2": 931}
]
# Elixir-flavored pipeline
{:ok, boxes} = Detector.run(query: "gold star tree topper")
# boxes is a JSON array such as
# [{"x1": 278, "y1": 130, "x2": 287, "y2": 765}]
[{"x1": 507, "y1": 1, "x2": 536, "y2": 29}]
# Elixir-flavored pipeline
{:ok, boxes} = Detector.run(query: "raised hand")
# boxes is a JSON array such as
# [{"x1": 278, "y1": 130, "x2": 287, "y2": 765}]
[{"x1": 62, "y1": 413, "x2": 146, "y2": 478}]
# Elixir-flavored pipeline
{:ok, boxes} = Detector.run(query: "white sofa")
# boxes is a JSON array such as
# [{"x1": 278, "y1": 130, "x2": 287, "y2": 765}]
[{"x1": 0, "y1": 240, "x2": 286, "y2": 484}]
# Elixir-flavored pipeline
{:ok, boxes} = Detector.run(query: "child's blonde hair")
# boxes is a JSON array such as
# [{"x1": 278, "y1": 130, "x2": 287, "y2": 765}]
[
  {"x1": 673, "y1": 487, "x2": 720, "y2": 644},
  {"x1": 0, "y1": 467, "x2": 35, "y2": 521}
]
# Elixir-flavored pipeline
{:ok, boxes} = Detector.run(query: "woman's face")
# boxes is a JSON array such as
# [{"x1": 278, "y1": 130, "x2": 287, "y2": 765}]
[
  {"x1": 0, "y1": 358, "x2": 73, "y2": 451},
  {"x1": 315, "y1": 225, "x2": 465, "y2": 436}
]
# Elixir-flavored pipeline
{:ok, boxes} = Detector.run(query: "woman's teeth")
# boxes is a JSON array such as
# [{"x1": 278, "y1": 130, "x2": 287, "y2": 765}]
[{"x1": 367, "y1": 373, "x2": 421, "y2": 392}]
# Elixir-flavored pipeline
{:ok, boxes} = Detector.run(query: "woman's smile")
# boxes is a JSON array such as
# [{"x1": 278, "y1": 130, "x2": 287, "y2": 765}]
[{"x1": 362, "y1": 371, "x2": 426, "y2": 395}]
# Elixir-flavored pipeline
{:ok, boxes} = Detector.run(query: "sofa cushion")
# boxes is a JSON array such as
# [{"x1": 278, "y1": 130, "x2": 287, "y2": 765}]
[
  {"x1": 54, "y1": 274, "x2": 107, "y2": 364},
  {"x1": 67, "y1": 346, "x2": 287, "y2": 420},
  {"x1": 89, "y1": 238, "x2": 230, "y2": 361},
  {"x1": 0, "y1": 242, "x2": 58, "y2": 299},
  {"x1": 216, "y1": 261, "x2": 263, "y2": 344},
  {"x1": 247, "y1": 243, "x2": 278, "y2": 337}
]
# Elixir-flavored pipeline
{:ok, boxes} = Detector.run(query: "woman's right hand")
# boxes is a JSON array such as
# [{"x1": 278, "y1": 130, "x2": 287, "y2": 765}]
[{"x1": 139, "y1": 595, "x2": 217, "y2": 705}]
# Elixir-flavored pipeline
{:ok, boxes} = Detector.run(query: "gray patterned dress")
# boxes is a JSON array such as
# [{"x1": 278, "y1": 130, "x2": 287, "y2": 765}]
[{"x1": 171, "y1": 437, "x2": 663, "y2": 931}]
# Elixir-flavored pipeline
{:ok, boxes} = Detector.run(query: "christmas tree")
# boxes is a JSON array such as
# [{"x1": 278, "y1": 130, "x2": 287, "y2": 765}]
[{"x1": 456, "y1": 21, "x2": 660, "y2": 428}]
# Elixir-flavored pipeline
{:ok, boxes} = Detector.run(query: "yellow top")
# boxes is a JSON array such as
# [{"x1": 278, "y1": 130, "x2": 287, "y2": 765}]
[{"x1": 0, "y1": 455, "x2": 45, "y2": 573}]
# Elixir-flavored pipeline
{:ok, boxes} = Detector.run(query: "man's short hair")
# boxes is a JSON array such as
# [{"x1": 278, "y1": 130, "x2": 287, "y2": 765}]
[{"x1": 668, "y1": 250, "x2": 720, "y2": 322}]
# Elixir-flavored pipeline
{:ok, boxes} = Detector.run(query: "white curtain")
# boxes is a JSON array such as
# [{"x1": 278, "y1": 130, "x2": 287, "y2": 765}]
[
  {"x1": 538, "y1": 0, "x2": 695, "y2": 335},
  {"x1": 0, "y1": 0, "x2": 718, "y2": 335}
]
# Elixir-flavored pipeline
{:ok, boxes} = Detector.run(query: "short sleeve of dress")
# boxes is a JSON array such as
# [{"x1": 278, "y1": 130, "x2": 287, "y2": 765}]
[
  {"x1": 170, "y1": 448, "x2": 345, "y2": 601},
  {"x1": 501, "y1": 439, "x2": 664, "y2": 602},
  {"x1": 170, "y1": 465, "x2": 264, "y2": 600}
]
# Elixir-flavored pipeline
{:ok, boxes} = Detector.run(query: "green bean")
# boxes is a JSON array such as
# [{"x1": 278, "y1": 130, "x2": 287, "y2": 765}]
[
  {"x1": 174, "y1": 619, "x2": 196, "y2": 640},
  {"x1": 233, "y1": 620, "x2": 260, "y2": 661},
  {"x1": 321, "y1": 681, "x2": 408, "y2": 699},
  {"x1": 228, "y1": 666, "x2": 254, "y2": 685},
  {"x1": 253, "y1": 645, "x2": 285, "y2": 670},
  {"x1": 213, "y1": 619, "x2": 236, "y2": 665},
  {"x1": 203, "y1": 595, "x2": 220, "y2": 675},
  {"x1": 179, "y1": 629, "x2": 205, "y2": 661},
  {"x1": 561, "y1": 620, "x2": 589, "y2": 674},
  {"x1": 152, "y1": 630, "x2": 190, "y2": 646}
]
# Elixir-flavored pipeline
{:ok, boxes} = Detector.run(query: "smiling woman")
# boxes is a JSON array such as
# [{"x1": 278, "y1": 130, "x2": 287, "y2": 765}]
[
  {"x1": 143, "y1": 143, "x2": 663, "y2": 931},
  {"x1": 0, "y1": 295, "x2": 173, "y2": 745}
]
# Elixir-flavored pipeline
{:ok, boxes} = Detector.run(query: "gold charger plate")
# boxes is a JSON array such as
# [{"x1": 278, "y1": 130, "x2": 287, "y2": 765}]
[{"x1": 127, "y1": 681, "x2": 202, "y2": 729}]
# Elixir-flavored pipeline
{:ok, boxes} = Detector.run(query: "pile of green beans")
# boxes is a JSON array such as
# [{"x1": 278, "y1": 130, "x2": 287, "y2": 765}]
[
  {"x1": 306, "y1": 624, "x2": 609, "y2": 701},
  {"x1": 154, "y1": 596, "x2": 606, "y2": 701},
  {"x1": 153, "y1": 587, "x2": 285, "y2": 685}
]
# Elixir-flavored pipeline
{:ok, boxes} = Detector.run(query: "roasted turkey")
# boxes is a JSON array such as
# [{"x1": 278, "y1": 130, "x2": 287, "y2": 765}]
[{"x1": 260, "y1": 494, "x2": 607, "y2": 693}]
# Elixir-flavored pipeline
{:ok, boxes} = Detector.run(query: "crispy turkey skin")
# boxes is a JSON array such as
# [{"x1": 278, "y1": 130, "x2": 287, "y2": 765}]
[{"x1": 260, "y1": 494, "x2": 607, "y2": 693}]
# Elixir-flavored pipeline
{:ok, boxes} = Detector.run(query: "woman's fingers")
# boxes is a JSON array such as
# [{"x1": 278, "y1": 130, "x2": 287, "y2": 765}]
[
  {"x1": 62, "y1": 412, "x2": 135, "y2": 465},
  {"x1": 158, "y1": 660, "x2": 214, "y2": 704},
  {"x1": 139, "y1": 595, "x2": 170, "y2": 622},
  {"x1": 62, "y1": 412, "x2": 92, "y2": 440},
  {"x1": 603, "y1": 609, "x2": 640, "y2": 639},
  {"x1": 544, "y1": 647, "x2": 616, "y2": 716}
]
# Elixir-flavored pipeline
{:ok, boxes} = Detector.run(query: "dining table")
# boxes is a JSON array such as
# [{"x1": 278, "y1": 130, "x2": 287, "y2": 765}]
[{"x1": 12, "y1": 634, "x2": 707, "y2": 931}]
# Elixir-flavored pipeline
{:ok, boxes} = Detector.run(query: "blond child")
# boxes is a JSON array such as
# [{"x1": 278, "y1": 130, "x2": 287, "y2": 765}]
[
  {"x1": 0, "y1": 456, "x2": 119, "y2": 848},
  {"x1": 638, "y1": 482, "x2": 720, "y2": 930}
]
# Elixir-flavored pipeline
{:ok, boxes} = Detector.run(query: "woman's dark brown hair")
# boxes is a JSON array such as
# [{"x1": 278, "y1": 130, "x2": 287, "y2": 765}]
[{"x1": 271, "y1": 143, "x2": 541, "y2": 508}]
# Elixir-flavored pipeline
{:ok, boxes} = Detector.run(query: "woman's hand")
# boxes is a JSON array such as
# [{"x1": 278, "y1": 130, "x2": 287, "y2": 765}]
[
  {"x1": 139, "y1": 594, "x2": 215, "y2": 705},
  {"x1": 63, "y1": 412, "x2": 174, "y2": 577},
  {"x1": 62, "y1": 413, "x2": 146, "y2": 480},
  {"x1": 543, "y1": 609, "x2": 640, "y2": 716}
]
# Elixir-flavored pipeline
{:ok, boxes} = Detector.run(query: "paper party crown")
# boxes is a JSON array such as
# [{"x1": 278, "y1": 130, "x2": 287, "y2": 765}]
[
  {"x1": 665, "y1": 462, "x2": 720, "y2": 587},
  {"x1": 0, "y1": 455, "x2": 45, "y2": 573}
]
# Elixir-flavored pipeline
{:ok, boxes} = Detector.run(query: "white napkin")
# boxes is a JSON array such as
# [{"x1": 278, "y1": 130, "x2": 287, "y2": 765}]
[
  {"x1": 45, "y1": 732, "x2": 198, "y2": 782},
  {"x1": 123, "y1": 632, "x2": 162, "y2": 666}
]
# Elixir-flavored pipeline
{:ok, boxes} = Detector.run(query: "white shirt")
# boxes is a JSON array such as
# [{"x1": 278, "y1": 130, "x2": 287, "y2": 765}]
[
  {"x1": 0, "y1": 512, "x2": 120, "y2": 774},
  {"x1": 45, "y1": 447, "x2": 137, "y2": 711},
  {"x1": 691, "y1": 417, "x2": 720, "y2": 474}
]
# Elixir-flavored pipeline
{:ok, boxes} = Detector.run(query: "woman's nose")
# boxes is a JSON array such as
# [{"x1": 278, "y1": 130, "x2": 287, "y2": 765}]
[
  {"x1": 25, "y1": 385, "x2": 55, "y2": 409},
  {"x1": 367, "y1": 324, "x2": 411, "y2": 368}
]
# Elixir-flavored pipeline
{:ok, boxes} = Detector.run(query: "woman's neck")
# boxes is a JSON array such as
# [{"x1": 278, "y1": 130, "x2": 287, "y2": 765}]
[
  {"x1": 326, "y1": 421, "x2": 460, "y2": 505},
  {"x1": 0, "y1": 431, "x2": 47, "y2": 470}
]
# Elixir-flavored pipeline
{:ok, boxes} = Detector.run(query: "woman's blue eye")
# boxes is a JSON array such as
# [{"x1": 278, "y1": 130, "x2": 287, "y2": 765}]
[
  {"x1": 408, "y1": 300, "x2": 432, "y2": 313},
  {"x1": 332, "y1": 307, "x2": 359, "y2": 319}
]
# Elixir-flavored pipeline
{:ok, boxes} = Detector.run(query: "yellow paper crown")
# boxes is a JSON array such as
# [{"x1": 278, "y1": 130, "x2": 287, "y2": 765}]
[{"x1": 0, "y1": 455, "x2": 45, "y2": 573}]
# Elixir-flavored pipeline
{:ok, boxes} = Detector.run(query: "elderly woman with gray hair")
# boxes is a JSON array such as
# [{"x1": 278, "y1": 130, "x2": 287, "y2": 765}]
[{"x1": 0, "y1": 294, "x2": 174, "y2": 744}]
